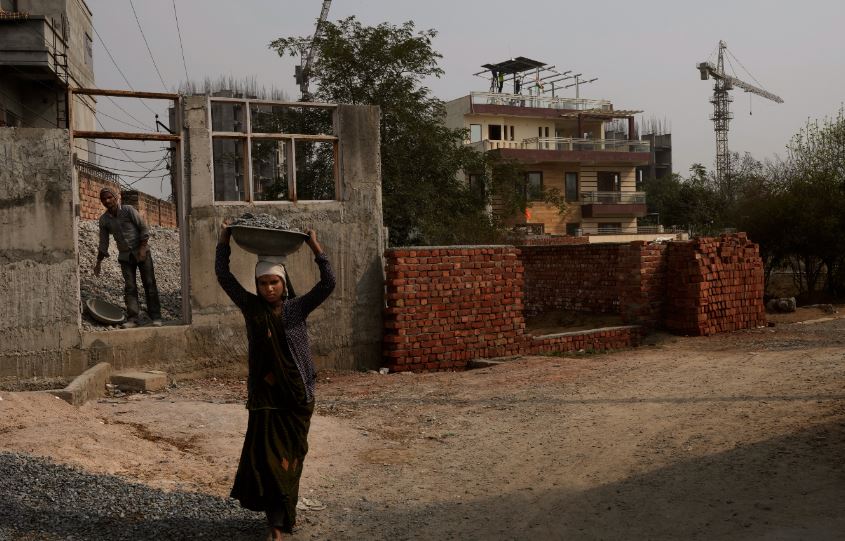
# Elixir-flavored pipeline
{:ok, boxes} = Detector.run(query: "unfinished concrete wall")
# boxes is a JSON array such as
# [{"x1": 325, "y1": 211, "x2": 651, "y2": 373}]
[
  {"x1": 0, "y1": 128, "x2": 83, "y2": 379},
  {"x1": 184, "y1": 96, "x2": 385, "y2": 371}
]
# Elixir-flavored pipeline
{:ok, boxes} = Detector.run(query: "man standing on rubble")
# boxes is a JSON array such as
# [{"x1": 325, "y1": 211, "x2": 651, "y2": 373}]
[{"x1": 94, "y1": 187, "x2": 163, "y2": 328}]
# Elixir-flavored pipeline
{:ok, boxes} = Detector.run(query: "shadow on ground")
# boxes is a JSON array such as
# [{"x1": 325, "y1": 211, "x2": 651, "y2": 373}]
[{"x1": 342, "y1": 419, "x2": 845, "y2": 540}]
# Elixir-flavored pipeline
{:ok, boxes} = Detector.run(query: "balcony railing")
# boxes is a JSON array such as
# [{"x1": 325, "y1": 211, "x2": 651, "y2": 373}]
[
  {"x1": 470, "y1": 138, "x2": 650, "y2": 153},
  {"x1": 580, "y1": 191, "x2": 646, "y2": 204},
  {"x1": 470, "y1": 91, "x2": 612, "y2": 112},
  {"x1": 524, "y1": 137, "x2": 650, "y2": 153}
]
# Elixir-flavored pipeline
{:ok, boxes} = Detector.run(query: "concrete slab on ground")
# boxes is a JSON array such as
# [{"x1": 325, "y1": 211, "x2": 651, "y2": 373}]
[
  {"x1": 110, "y1": 370, "x2": 168, "y2": 392},
  {"x1": 49, "y1": 362, "x2": 112, "y2": 406}
]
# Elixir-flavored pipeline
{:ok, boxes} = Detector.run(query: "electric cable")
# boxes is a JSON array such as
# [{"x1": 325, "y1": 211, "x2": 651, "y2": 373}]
[
  {"x1": 172, "y1": 0, "x2": 190, "y2": 84},
  {"x1": 128, "y1": 0, "x2": 168, "y2": 91}
]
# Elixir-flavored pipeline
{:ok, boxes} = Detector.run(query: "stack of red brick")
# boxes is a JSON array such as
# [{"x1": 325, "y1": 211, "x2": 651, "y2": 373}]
[
  {"x1": 664, "y1": 233, "x2": 766, "y2": 335},
  {"x1": 383, "y1": 247, "x2": 525, "y2": 372}
]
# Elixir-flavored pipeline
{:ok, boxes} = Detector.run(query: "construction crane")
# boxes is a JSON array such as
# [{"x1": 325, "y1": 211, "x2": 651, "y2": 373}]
[
  {"x1": 295, "y1": 0, "x2": 332, "y2": 100},
  {"x1": 697, "y1": 40, "x2": 783, "y2": 186}
]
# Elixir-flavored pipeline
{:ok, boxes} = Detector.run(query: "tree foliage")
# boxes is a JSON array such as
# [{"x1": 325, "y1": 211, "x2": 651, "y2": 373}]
[{"x1": 271, "y1": 17, "x2": 497, "y2": 245}]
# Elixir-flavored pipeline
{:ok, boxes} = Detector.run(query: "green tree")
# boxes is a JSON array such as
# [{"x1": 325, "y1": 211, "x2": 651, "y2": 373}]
[{"x1": 271, "y1": 17, "x2": 495, "y2": 245}]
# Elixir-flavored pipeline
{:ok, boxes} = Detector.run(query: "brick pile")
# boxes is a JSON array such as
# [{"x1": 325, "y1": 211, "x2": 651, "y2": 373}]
[
  {"x1": 515, "y1": 235, "x2": 589, "y2": 246},
  {"x1": 619, "y1": 242, "x2": 668, "y2": 328},
  {"x1": 528, "y1": 326, "x2": 644, "y2": 355},
  {"x1": 383, "y1": 247, "x2": 525, "y2": 372},
  {"x1": 664, "y1": 234, "x2": 766, "y2": 335},
  {"x1": 521, "y1": 244, "x2": 626, "y2": 317}
]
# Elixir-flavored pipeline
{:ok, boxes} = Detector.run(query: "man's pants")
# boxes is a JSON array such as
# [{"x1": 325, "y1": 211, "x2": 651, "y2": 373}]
[{"x1": 120, "y1": 252, "x2": 162, "y2": 321}]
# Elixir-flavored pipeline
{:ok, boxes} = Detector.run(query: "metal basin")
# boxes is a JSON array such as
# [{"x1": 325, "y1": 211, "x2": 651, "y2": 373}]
[
  {"x1": 229, "y1": 226, "x2": 308, "y2": 256},
  {"x1": 85, "y1": 297, "x2": 126, "y2": 325}
]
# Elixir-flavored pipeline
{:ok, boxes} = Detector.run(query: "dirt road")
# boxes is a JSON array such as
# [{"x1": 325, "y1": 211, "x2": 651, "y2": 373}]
[{"x1": 2, "y1": 313, "x2": 844, "y2": 540}]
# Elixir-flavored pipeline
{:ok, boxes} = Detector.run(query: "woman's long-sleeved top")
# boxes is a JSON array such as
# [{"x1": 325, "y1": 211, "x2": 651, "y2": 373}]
[{"x1": 215, "y1": 242, "x2": 336, "y2": 406}]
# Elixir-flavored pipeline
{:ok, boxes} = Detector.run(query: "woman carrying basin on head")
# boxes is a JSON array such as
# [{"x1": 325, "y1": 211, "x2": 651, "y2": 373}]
[{"x1": 215, "y1": 220, "x2": 335, "y2": 540}]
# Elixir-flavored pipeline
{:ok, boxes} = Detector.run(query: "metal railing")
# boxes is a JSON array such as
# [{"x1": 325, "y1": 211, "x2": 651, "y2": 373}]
[
  {"x1": 580, "y1": 191, "x2": 646, "y2": 204},
  {"x1": 75, "y1": 159, "x2": 121, "y2": 183},
  {"x1": 470, "y1": 138, "x2": 650, "y2": 153},
  {"x1": 470, "y1": 91, "x2": 612, "y2": 111},
  {"x1": 524, "y1": 137, "x2": 650, "y2": 153}
]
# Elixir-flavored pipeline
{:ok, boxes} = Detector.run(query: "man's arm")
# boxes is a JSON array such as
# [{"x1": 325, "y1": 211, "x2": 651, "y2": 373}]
[{"x1": 94, "y1": 220, "x2": 110, "y2": 276}]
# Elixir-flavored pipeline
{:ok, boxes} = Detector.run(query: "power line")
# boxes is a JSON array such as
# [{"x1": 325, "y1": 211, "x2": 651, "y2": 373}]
[
  {"x1": 74, "y1": 144, "x2": 169, "y2": 164},
  {"x1": 128, "y1": 0, "x2": 168, "y2": 91},
  {"x1": 172, "y1": 0, "x2": 190, "y2": 84},
  {"x1": 91, "y1": 140, "x2": 173, "y2": 154},
  {"x1": 90, "y1": 24, "x2": 158, "y2": 116}
]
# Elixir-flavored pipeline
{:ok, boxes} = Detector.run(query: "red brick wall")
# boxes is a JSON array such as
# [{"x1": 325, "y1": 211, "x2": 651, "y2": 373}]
[
  {"x1": 383, "y1": 234, "x2": 765, "y2": 371},
  {"x1": 78, "y1": 172, "x2": 177, "y2": 228},
  {"x1": 520, "y1": 244, "x2": 627, "y2": 316},
  {"x1": 78, "y1": 173, "x2": 121, "y2": 221},
  {"x1": 663, "y1": 234, "x2": 766, "y2": 336},
  {"x1": 619, "y1": 242, "x2": 669, "y2": 328},
  {"x1": 383, "y1": 247, "x2": 526, "y2": 372}
]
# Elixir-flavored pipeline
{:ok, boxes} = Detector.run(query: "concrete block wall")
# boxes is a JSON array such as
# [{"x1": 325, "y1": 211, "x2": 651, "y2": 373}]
[
  {"x1": 0, "y1": 128, "x2": 83, "y2": 379},
  {"x1": 184, "y1": 98, "x2": 386, "y2": 371}
]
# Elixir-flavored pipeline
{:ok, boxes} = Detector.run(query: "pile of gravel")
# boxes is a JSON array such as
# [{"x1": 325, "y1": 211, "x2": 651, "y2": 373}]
[
  {"x1": 78, "y1": 220, "x2": 182, "y2": 331},
  {"x1": 230, "y1": 212, "x2": 299, "y2": 231},
  {"x1": 0, "y1": 451, "x2": 264, "y2": 540}
]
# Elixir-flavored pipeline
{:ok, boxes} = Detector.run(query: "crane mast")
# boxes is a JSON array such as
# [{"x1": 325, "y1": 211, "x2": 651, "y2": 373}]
[
  {"x1": 296, "y1": 0, "x2": 332, "y2": 100},
  {"x1": 697, "y1": 41, "x2": 783, "y2": 189}
]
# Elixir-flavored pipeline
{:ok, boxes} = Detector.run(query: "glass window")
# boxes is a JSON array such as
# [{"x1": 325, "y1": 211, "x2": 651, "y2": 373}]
[
  {"x1": 470, "y1": 124, "x2": 482, "y2": 143},
  {"x1": 566, "y1": 222, "x2": 581, "y2": 236},
  {"x1": 468, "y1": 173, "x2": 485, "y2": 200},
  {"x1": 252, "y1": 139, "x2": 290, "y2": 201},
  {"x1": 597, "y1": 171, "x2": 620, "y2": 192},
  {"x1": 213, "y1": 138, "x2": 245, "y2": 201},
  {"x1": 565, "y1": 172, "x2": 579, "y2": 202},
  {"x1": 525, "y1": 172, "x2": 543, "y2": 201},
  {"x1": 488, "y1": 125, "x2": 502, "y2": 141},
  {"x1": 84, "y1": 33, "x2": 93, "y2": 66},
  {"x1": 294, "y1": 140, "x2": 336, "y2": 200}
]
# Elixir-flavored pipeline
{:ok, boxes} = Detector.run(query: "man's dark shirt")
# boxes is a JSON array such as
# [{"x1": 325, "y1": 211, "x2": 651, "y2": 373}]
[{"x1": 98, "y1": 205, "x2": 150, "y2": 262}]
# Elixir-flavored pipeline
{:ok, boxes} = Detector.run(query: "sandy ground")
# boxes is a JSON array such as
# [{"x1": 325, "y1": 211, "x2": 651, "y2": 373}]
[{"x1": 2, "y1": 308, "x2": 844, "y2": 540}]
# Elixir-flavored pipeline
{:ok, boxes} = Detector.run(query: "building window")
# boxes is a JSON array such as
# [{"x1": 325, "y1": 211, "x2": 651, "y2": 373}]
[
  {"x1": 210, "y1": 99, "x2": 337, "y2": 202},
  {"x1": 525, "y1": 171, "x2": 543, "y2": 201},
  {"x1": 597, "y1": 171, "x2": 621, "y2": 192},
  {"x1": 509, "y1": 125, "x2": 515, "y2": 141},
  {"x1": 566, "y1": 222, "x2": 581, "y2": 236},
  {"x1": 565, "y1": 172, "x2": 578, "y2": 202},
  {"x1": 598, "y1": 222, "x2": 622, "y2": 234},
  {"x1": 488, "y1": 124, "x2": 502, "y2": 141},
  {"x1": 84, "y1": 32, "x2": 93, "y2": 66},
  {"x1": 470, "y1": 124, "x2": 482, "y2": 143},
  {"x1": 468, "y1": 173, "x2": 485, "y2": 200}
]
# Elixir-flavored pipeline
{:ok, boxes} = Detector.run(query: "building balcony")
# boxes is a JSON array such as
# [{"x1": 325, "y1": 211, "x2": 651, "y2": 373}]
[
  {"x1": 579, "y1": 191, "x2": 647, "y2": 218},
  {"x1": 0, "y1": 16, "x2": 67, "y2": 81},
  {"x1": 470, "y1": 137, "x2": 651, "y2": 165}
]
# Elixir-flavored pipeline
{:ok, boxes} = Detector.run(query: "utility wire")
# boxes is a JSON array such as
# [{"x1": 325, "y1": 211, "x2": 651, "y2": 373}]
[
  {"x1": 74, "y1": 144, "x2": 169, "y2": 164},
  {"x1": 90, "y1": 24, "x2": 158, "y2": 115},
  {"x1": 172, "y1": 0, "x2": 190, "y2": 84},
  {"x1": 128, "y1": 0, "x2": 168, "y2": 91}
]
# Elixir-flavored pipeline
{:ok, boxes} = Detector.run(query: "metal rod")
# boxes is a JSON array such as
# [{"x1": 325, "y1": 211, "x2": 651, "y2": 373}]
[
  {"x1": 73, "y1": 88, "x2": 179, "y2": 100},
  {"x1": 72, "y1": 130, "x2": 180, "y2": 141}
]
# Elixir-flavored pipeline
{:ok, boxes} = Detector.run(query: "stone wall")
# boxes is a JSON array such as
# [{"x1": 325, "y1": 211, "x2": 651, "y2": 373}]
[{"x1": 0, "y1": 128, "x2": 83, "y2": 379}]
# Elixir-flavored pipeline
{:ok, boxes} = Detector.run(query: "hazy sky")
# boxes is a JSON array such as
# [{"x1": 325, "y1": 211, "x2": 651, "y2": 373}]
[{"x1": 86, "y1": 0, "x2": 845, "y2": 197}]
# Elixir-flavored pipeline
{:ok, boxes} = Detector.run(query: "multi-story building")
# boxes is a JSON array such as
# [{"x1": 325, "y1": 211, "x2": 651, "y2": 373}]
[
  {"x1": 446, "y1": 57, "x2": 671, "y2": 240},
  {"x1": 0, "y1": 0, "x2": 96, "y2": 155}
]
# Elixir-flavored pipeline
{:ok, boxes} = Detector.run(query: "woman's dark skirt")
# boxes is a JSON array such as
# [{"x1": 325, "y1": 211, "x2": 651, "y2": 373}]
[{"x1": 231, "y1": 402, "x2": 314, "y2": 533}]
